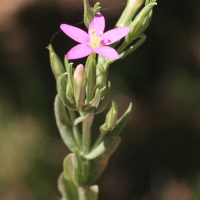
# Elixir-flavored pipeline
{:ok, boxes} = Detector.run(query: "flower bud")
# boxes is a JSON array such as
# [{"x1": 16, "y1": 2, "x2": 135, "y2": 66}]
[
  {"x1": 85, "y1": 52, "x2": 96, "y2": 104},
  {"x1": 74, "y1": 64, "x2": 87, "y2": 109},
  {"x1": 83, "y1": 0, "x2": 101, "y2": 28},
  {"x1": 116, "y1": 0, "x2": 145, "y2": 28},
  {"x1": 66, "y1": 63, "x2": 75, "y2": 104},
  {"x1": 83, "y1": 0, "x2": 93, "y2": 28},
  {"x1": 48, "y1": 44, "x2": 65, "y2": 80},
  {"x1": 105, "y1": 102, "x2": 118, "y2": 131},
  {"x1": 125, "y1": 2, "x2": 156, "y2": 42},
  {"x1": 100, "y1": 101, "x2": 118, "y2": 135}
]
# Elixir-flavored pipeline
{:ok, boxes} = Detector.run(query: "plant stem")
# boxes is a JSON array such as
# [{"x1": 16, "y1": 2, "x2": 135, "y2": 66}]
[
  {"x1": 117, "y1": 40, "x2": 130, "y2": 54},
  {"x1": 78, "y1": 187, "x2": 86, "y2": 200},
  {"x1": 68, "y1": 109, "x2": 82, "y2": 149},
  {"x1": 82, "y1": 112, "x2": 94, "y2": 154}
]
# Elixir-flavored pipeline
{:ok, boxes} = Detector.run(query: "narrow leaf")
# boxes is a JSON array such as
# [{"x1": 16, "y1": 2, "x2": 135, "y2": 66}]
[
  {"x1": 54, "y1": 95, "x2": 76, "y2": 152},
  {"x1": 58, "y1": 172, "x2": 78, "y2": 200}
]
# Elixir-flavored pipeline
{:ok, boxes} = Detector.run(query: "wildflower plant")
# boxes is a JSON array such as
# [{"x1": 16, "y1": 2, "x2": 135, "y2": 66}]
[{"x1": 48, "y1": 0, "x2": 157, "y2": 199}]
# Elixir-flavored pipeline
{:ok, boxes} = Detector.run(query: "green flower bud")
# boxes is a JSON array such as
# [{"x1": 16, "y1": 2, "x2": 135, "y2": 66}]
[
  {"x1": 74, "y1": 64, "x2": 87, "y2": 109},
  {"x1": 125, "y1": 2, "x2": 157, "y2": 42},
  {"x1": 116, "y1": 0, "x2": 145, "y2": 28},
  {"x1": 83, "y1": 0, "x2": 93, "y2": 29},
  {"x1": 83, "y1": 0, "x2": 101, "y2": 28},
  {"x1": 104, "y1": 101, "x2": 118, "y2": 131},
  {"x1": 85, "y1": 52, "x2": 96, "y2": 104},
  {"x1": 66, "y1": 63, "x2": 75, "y2": 104},
  {"x1": 48, "y1": 44, "x2": 65, "y2": 80},
  {"x1": 99, "y1": 101, "x2": 118, "y2": 136}
]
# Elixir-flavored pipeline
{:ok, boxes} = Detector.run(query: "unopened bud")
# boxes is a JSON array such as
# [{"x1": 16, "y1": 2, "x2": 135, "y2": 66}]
[
  {"x1": 100, "y1": 101, "x2": 118, "y2": 135},
  {"x1": 105, "y1": 102, "x2": 118, "y2": 130},
  {"x1": 48, "y1": 45, "x2": 65, "y2": 80},
  {"x1": 74, "y1": 64, "x2": 87, "y2": 109},
  {"x1": 85, "y1": 52, "x2": 96, "y2": 104},
  {"x1": 66, "y1": 63, "x2": 75, "y2": 104},
  {"x1": 83, "y1": 1, "x2": 101, "y2": 28},
  {"x1": 116, "y1": 0, "x2": 145, "y2": 27},
  {"x1": 125, "y1": 2, "x2": 156, "y2": 42},
  {"x1": 83, "y1": 0, "x2": 93, "y2": 28}
]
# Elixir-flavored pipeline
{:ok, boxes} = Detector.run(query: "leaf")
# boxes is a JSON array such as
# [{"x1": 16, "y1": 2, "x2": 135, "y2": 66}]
[
  {"x1": 84, "y1": 185, "x2": 99, "y2": 200},
  {"x1": 58, "y1": 172, "x2": 78, "y2": 200},
  {"x1": 54, "y1": 95, "x2": 76, "y2": 152},
  {"x1": 84, "y1": 136, "x2": 121, "y2": 160},
  {"x1": 85, "y1": 102, "x2": 132, "y2": 159},
  {"x1": 64, "y1": 154, "x2": 75, "y2": 181},
  {"x1": 86, "y1": 137, "x2": 121, "y2": 185}
]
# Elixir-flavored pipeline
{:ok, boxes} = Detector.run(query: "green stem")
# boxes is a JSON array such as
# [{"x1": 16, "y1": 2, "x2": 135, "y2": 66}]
[
  {"x1": 68, "y1": 109, "x2": 82, "y2": 149},
  {"x1": 82, "y1": 112, "x2": 94, "y2": 154},
  {"x1": 117, "y1": 40, "x2": 130, "y2": 54},
  {"x1": 78, "y1": 187, "x2": 85, "y2": 200}
]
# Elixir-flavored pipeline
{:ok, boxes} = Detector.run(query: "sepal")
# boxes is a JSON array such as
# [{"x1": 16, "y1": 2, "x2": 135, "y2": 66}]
[
  {"x1": 83, "y1": 89, "x2": 101, "y2": 111},
  {"x1": 57, "y1": 73, "x2": 77, "y2": 110},
  {"x1": 95, "y1": 82, "x2": 111, "y2": 114}
]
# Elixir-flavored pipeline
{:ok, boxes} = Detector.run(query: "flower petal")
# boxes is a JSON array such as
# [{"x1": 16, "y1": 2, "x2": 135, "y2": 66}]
[
  {"x1": 94, "y1": 46, "x2": 119, "y2": 60},
  {"x1": 88, "y1": 12, "x2": 105, "y2": 37},
  {"x1": 67, "y1": 44, "x2": 93, "y2": 60},
  {"x1": 100, "y1": 27, "x2": 131, "y2": 45},
  {"x1": 60, "y1": 24, "x2": 89, "y2": 44}
]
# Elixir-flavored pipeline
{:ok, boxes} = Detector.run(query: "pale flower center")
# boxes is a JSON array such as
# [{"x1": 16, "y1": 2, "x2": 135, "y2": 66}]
[{"x1": 88, "y1": 29, "x2": 103, "y2": 49}]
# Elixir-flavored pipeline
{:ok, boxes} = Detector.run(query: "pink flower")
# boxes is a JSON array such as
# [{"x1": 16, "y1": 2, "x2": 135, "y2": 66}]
[{"x1": 60, "y1": 13, "x2": 131, "y2": 60}]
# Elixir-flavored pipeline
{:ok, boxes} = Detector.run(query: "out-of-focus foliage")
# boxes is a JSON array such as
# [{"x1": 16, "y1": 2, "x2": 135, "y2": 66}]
[{"x1": 1, "y1": 0, "x2": 200, "y2": 199}]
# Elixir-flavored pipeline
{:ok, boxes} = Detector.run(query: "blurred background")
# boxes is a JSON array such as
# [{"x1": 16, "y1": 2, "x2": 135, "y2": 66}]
[{"x1": 1, "y1": 0, "x2": 200, "y2": 199}]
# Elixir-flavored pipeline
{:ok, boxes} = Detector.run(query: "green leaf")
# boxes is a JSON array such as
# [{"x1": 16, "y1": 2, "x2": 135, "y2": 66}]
[
  {"x1": 58, "y1": 172, "x2": 78, "y2": 200},
  {"x1": 85, "y1": 102, "x2": 132, "y2": 159},
  {"x1": 64, "y1": 153, "x2": 75, "y2": 181},
  {"x1": 84, "y1": 136, "x2": 121, "y2": 160},
  {"x1": 73, "y1": 148, "x2": 90, "y2": 186},
  {"x1": 84, "y1": 185, "x2": 99, "y2": 200},
  {"x1": 86, "y1": 137, "x2": 121, "y2": 184},
  {"x1": 57, "y1": 73, "x2": 77, "y2": 110},
  {"x1": 54, "y1": 95, "x2": 76, "y2": 152}
]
